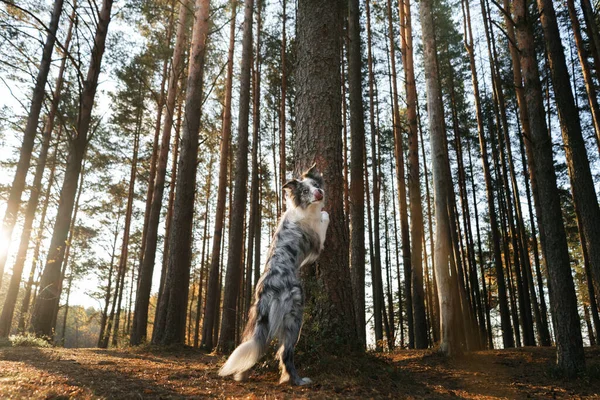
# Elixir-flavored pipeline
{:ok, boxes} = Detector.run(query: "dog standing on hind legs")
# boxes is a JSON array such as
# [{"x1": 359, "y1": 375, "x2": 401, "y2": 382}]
[{"x1": 218, "y1": 164, "x2": 329, "y2": 386}]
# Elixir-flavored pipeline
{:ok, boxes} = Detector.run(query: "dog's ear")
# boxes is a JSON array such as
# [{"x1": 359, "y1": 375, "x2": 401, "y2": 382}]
[
  {"x1": 303, "y1": 162, "x2": 318, "y2": 178},
  {"x1": 283, "y1": 179, "x2": 299, "y2": 193},
  {"x1": 302, "y1": 163, "x2": 323, "y2": 187}
]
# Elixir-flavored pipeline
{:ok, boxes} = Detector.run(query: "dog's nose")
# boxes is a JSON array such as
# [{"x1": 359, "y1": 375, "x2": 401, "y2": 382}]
[{"x1": 314, "y1": 189, "x2": 323, "y2": 201}]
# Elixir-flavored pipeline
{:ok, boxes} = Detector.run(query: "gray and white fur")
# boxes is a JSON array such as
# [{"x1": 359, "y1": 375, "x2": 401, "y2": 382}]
[{"x1": 218, "y1": 164, "x2": 329, "y2": 385}]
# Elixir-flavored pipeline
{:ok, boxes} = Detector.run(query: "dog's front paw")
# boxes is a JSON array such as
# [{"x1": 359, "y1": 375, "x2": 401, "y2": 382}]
[{"x1": 321, "y1": 211, "x2": 329, "y2": 223}]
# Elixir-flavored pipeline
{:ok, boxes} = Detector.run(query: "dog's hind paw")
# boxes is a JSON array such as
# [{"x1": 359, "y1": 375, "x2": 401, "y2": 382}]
[
  {"x1": 233, "y1": 371, "x2": 249, "y2": 382},
  {"x1": 298, "y1": 377, "x2": 312, "y2": 386}
]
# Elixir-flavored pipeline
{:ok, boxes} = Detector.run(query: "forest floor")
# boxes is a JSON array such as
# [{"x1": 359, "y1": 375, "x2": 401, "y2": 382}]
[{"x1": 0, "y1": 345, "x2": 599, "y2": 399}]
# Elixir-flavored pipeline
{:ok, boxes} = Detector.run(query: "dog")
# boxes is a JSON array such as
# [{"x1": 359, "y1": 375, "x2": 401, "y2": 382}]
[{"x1": 218, "y1": 164, "x2": 329, "y2": 386}]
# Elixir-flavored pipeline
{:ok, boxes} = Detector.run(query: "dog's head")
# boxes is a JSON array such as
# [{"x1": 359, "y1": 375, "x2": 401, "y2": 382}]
[{"x1": 283, "y1": 163, "x2": 324, "y2": 209}]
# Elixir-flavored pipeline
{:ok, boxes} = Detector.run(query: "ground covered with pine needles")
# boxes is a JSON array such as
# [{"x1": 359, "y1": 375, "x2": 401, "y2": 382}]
[{"x1": 0, "y1": 345, "x2": 599, "y2": 398}]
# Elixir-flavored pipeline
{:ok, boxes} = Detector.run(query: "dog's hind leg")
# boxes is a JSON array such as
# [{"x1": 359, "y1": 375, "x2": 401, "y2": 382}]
[{"x1": 277, "y1": 287, "x2": 311, "y2": 386}]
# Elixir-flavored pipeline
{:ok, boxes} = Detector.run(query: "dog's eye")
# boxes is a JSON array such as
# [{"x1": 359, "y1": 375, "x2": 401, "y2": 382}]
[{"x1": 302, "y1": 188, "x2": 309, "y2": 195}]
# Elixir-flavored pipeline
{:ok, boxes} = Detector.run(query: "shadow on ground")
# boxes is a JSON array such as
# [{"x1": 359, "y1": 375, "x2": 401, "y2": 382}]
[{"x1": 0, "y1": 345, "x2": 598, "y2": 398}]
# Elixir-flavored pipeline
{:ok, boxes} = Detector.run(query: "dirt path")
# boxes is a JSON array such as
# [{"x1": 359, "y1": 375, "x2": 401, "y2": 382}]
[{"x1": 0, "y1": 346, "x2": 598, "y2": 399}]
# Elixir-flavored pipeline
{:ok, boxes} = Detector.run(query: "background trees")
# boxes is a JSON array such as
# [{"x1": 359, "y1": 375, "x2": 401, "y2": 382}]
[{"x1": 0, "y1": 0, "x2": 599, "y2": 377}]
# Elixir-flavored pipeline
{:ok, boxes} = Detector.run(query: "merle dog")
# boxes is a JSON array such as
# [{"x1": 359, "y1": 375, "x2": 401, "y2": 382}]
[{"x1": 218, "y1": 164, "x2": 329, "y2": 385}]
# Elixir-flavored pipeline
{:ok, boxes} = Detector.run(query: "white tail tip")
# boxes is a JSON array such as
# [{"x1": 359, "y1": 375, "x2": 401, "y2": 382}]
[{"x1": 218, "y1": 339, "x2": 261, "y2": 377}]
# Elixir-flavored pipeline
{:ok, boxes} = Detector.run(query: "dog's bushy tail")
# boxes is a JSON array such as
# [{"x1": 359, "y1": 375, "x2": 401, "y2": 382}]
[{"x1": 218, "y1": 305, "x2": 268, "y2": 379}]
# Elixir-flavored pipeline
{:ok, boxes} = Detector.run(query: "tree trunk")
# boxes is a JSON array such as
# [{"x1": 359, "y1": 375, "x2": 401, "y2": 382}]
[
  {"x1": 279, "y1": 0, "x2": 287, "y2": 213},
  {"x1": 217, "y1": 0, "x2": 254, "y2": 353},
  {"x1": 365, "y1": 0, "x2": 384, "y2": 351},
  {"x1": 513, "y1": 0, "x2": 585, "y2": 376},
  {"x1": 401, "y1": 0, "x2": 428, "y2": 350},
  {"x1": 160, "y1": 0, "x2": 211, "y2": 345},
  {"x1": 580, "y1": 0, "x2": 600, "y2": 84},
  {"x1": 0, "y1": 0, "x2": 65, "y2": 284},
  {"x1": 0, "y1": 1, "x2": 76, "y2": 336},
  {"x1": 112, "y1": 125, "x2": 141, "y2": 347},
  {"x1": 386, "y1": 0, "x2": 413, "y2": 349},
  {"x1": 97, "y1": 214, "x2": 121, "y2": 347},
  {"x1": 201, "y1": 0, "x2": 235, "y2": 351},
  {"x1": 567, "y1": 0, "x2": 600, "y2": 160},
  {"x1": 417, "y1": 96, "x2": 439, "y2": 343},
  {"x1": 156, "y1": 100, "x2": 183, "y2": 325},
  {"x1": 295, "y1": 0, "x2": 358, "y2": 352},
  {"x1": 194, "y1": 155, "x2": 214, "y2": 348},
  {"x1": 347, "y1": 0, "x2": 366, "y2": 350},
  {"x1": 462, "y1": 0, "x2": 513, "y2": 348},
  {"x1": 30, "y1": 0, "x2": 114, "y2": 337},
  {"x1": 538, "y1": 0, "x2": 600, "y2": 351},
  {"x1": 244, "y1": 0, "x2": 262, "y2": 318},
  {"x1": 131, "y1": 0, "x2": 190, "y2": 346},
  {"x1": 418, "y1": 0, "x2": 461, "y2": 355}
]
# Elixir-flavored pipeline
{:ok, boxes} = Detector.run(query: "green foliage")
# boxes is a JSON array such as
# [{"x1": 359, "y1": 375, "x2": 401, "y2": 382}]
[{"x1": 0, "y1": 334, "x2": 52, "y2": 348}]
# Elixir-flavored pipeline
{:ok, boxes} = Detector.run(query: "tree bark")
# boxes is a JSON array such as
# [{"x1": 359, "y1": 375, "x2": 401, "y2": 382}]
[
  {"x1": 580, "y1": 0, "x2": 600, "y2": 84},
  {"x1": 538, "y1": 0, "x2": 600, "y2": 351},
  {"x1": 386, "y1": 0, "x2": 414, "y2": 349},
  {"x1": 462, "y1": 0, "x2": 513, "y2": 348},
  {"x1": 513, "y1": 0, "x2": 585, "y2": 376},
  {"x1": 347, "y1": 0, "x2": 366, "y2": 350},
  {"x1": 131, "y1": 0, "x2": 190, "y2": 346},
  {"x1": 295, "y1": 0, "x2": 358, "y2": 352},
  {"x1": 418, "y1": 0, "x2": 461, "y2": 355},
  {"x1": 566, "y1": 0, "x2": 600, "y2": 158},
  {"x1": 160, "y1": 0, "x2": 211, "y2": 345},
  {"x1": 279, "y1": 0, "x2": 287, "y2": 213},
  {"x1": 217, "y1": 0, "x2": 254, "y2": 353},
  {"x1": 365, "y1": 0, "x2": 384, "y2": 351},
  {"x1": 201, "y1": 0, "x2": 235, "y2": 351},
  {"x1": 112, "y1": 124, "x2": 141, "y2": 347},
  {"x1": 401, "y1": 0, "x2": 428, "y2": 349}
]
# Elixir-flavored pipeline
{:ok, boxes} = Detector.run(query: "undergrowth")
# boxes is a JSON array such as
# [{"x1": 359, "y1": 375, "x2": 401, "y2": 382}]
[{"x1": 0, "y1": 334, "x2": 51, "y2": 348}]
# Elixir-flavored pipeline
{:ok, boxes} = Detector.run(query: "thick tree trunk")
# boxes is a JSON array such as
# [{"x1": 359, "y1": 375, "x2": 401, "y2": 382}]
[
  {"x1": 160, "y1": 0, "x2": 211, "y2": 345},
  {"x1": 30, "y1": 0, "x2": 114, "y2": 338},
  {"x1": 419, "y1": 0, "x2": 461, "y2": 355},
  {"x1": 513, "y1": 0, "x2": 585, "y2": 376},
  {"x1": 295, "y1": 0, "x2": 358, "y2": 352},
  {"x1": 0, "y1": 0, "x2": 65, "y2": 284},
  {"x1": 201, "y1": 0, "x2": 235, "y2": 351}
]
